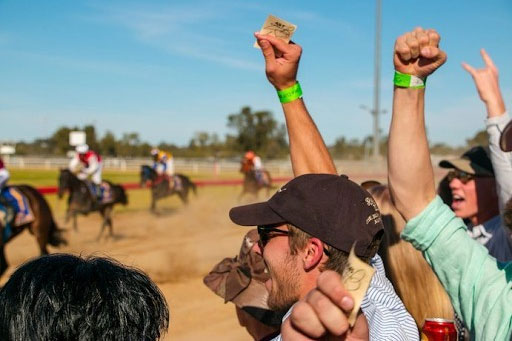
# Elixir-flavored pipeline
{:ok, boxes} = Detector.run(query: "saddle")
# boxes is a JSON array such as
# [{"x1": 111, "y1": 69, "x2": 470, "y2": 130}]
[
  {"x1": 0, "y1": 187, "x2": 34, "y2": 227},
  {"x1": 155, "y1": 175, "x2": 182, "y2": 191},
  {"x1": 84, "y1": 181, "x2": 113, "y2": 204}
]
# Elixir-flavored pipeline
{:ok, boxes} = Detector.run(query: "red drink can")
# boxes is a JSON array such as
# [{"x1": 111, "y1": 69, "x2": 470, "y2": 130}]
[
  {"x1": 421, "y1": 318, "x2": 457, "y2": 341},
  {"x1": 421, "y1": 318, "x2": 458, "y2": 341}
]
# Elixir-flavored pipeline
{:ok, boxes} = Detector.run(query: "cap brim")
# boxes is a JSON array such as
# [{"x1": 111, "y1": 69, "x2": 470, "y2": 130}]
[
  {"x1": 439, "y1": 158, "x2": 493, "y2": 176},
  {"x1": 439, "y1": 159, "x2": 475, "y2": 174},
  {"x1": 500, "y1": 120, "x2": 512, "y2": 152},
  {"x1": 229, "y1": 202, "x2": 286, "y2": 226}
]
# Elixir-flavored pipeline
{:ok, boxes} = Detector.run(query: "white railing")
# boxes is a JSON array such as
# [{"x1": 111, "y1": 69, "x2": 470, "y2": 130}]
[{"x1": 3, "y1": 155, "x2": 449, "y2": 177}]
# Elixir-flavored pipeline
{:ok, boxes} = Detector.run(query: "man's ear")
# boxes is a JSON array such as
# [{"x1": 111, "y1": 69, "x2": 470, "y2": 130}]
[{"x1": 302, "y1": 238, "x2": 325, "y2": 271}]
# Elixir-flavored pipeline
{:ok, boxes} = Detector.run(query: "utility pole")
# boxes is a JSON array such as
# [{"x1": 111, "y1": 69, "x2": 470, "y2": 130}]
[{"x1": 372, "y1": 0, "x2": 382, "y2": 159}]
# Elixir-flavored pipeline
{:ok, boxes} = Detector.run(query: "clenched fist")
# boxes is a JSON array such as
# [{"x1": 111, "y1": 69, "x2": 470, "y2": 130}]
[
  {"x1": 254, "y1": 32, "x2": 302, "y2": 90},
  {"x1": 281, "y1": 271, "x2": 369, "y2": 341},
  {"x1": 394, "y1": 27, "x2": 446, "y2": 79}
]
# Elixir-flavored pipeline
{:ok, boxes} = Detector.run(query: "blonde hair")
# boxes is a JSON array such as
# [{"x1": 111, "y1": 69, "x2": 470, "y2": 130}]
[{"x1": 369, "y1": 185, "x2": 454, "y2": 328}]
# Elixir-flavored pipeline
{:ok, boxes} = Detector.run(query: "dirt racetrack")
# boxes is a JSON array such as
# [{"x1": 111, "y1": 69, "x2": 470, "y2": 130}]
[
  {"x1": 1, "y1": 170, "x2": 392, "y2": 340},
  {"x1": 1, "y1": 185, "x2": 261, "y2": 340}
]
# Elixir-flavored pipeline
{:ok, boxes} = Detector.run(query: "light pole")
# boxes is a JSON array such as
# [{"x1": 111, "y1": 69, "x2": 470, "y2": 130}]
[
  {"x1": 372, "y1": 0, "x2": 382, "y2": 160},
  {"x1": 359, "y1": 105, "x2": 387, "y2": 159}
]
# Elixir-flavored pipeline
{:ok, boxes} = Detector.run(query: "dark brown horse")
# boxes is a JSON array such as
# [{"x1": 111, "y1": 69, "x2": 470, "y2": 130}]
[
  {"x1": 58, "y1": 169, "x2": 128, "y2": 240},
  {"x1": 238, "y1": 160, "x2": 273, "y2": 200},
  {"x1": 140, "y1": 165, "x2": 197, "y2": 212},
  {"x1": 0, "y1": 185, "x2": 66, "y2": 277}
]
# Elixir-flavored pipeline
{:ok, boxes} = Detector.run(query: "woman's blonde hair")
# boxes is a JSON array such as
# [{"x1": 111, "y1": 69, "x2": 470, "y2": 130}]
[{"x1": 369, "y1": 185, "x2": 454, "y2": 328}]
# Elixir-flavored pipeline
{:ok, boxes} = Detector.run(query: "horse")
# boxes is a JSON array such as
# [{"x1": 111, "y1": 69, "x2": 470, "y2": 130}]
[
  {"x1": 0, "y1": 184, "x2": 66, "y2": 277},
  {"x1": 58, "y1": 169, "x2": 128, "y2": 240},
  {"x1": 140, "y1": 165, "x2": 197, "y2": 212},
  {"x1": 368, "y1": 184, "x2": 454, "y2": 328},
  {"x1": 238, "y1": 160, "x2": 273, "y2": 200}
]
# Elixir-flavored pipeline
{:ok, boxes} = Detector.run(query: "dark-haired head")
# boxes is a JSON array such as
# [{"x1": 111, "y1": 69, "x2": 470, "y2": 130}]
[{"x1": 0, "y1": 254, "x2": 169, "y2": 341}]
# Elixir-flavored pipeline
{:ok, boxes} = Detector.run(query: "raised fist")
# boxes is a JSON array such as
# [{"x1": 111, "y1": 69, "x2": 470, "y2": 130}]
[
  {"x1": 393, "y1": 27, "x2": 446, "y2": 79},
  {"x1": 254, "y1": 32, "x2": 302, "y2": 90}
]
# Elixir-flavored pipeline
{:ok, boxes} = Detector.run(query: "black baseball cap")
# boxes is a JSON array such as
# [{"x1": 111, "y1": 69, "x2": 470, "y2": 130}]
[
  {"x1": 439, "y1": 146, "x2": 494, "y2": 176},
  {"x1": 229, "y1": 174, "x2": 384, "y2": 259}
]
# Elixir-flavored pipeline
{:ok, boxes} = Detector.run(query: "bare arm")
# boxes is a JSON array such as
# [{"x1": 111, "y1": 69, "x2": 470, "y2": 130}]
[
  {"x1": 462, "y1": 49, "x2": 506, "y2": 119},
  {"x1": 255, "y1": 33, "x2": 336, "y2": 176},
  {"x1": 463, "y1": 50, "x2": 510, "y2": 212},
  {"x1": 387, "y1": 28, "x2": 447, "y2": 221}
]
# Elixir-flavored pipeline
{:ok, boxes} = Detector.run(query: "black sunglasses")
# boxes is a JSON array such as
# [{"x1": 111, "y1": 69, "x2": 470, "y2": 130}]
[
  {"x1": 257, "y1": 224, "x2": 331, "y2": 256},
  {"x1": 446, "y1": 170, "x2": 478, "y2": 184},
  {"x1": 257, "y1": 225, "x2": 289, "y2": 248}
]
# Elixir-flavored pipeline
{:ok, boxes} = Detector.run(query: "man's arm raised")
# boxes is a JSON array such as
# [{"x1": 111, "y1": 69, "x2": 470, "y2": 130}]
[
  {"x1": 387, "y1": 27, "x2": 447, "y2": 220},
  {"x1": 255, "y1": 33, "x2": 336, "y2": 176}
]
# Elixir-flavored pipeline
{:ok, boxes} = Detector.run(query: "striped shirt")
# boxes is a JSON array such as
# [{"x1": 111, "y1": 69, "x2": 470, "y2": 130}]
[{"x1": 272, "y1": 254, "x2": 419, "y2": 341}]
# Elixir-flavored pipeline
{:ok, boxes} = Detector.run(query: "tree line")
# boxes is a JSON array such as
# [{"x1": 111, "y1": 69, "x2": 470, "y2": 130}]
[{"x1": 11, "y1": 106, "x2": 486, "y2": 159}]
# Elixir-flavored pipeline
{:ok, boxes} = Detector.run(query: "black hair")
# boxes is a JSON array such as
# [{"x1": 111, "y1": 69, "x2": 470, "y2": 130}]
[{"x1": 0, "y1": 254, "x2": 169, "y2": 341}]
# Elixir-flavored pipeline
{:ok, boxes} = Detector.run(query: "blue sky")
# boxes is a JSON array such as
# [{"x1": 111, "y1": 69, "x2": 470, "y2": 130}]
[{"x1": 1, "y1": 0, "x2": 511, "y2": 147}]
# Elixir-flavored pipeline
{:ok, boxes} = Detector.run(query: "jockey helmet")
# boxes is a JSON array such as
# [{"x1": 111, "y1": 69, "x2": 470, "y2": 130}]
[
  {"x1": 245, "y1": 150, "x2": 255, "y2": 160},
  {"x1": 150, "y1": 148, "x2": 159, "y2": 156},
  {"x1": 76, "y1": 144, "x2": 89, "y2": 154}
]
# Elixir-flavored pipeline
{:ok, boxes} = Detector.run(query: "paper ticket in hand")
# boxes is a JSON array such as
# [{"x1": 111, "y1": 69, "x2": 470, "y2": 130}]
[
  {"x1": 341, "y1": 244, "x2": 376, "y2": 327},
  {"x1": 254, "y1": 14, "x2": 297, "y2": 48}
]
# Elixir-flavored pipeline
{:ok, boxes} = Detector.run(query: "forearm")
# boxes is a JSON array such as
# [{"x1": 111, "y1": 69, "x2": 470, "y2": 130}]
[
  {"x1": 484, "y1": 93, "x2": 506, "y2": 119},
  {"x1": 282, "y1": 98, "x2": 337, "y2": 176},
  {"x1": 486, "y1": 112, "x2": 512, "y2": 212},
  {"x1": 402, "y1": 197, "x2": 512, "y2": 340},
  {"x1": 388, "y1": 88, "x2": 436, "y2": 221}
]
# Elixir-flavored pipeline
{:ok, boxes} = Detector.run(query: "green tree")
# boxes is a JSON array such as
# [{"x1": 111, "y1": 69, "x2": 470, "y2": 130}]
[
  {"x1": 226, "y1": 106, "x2": 287, "y2": 158},
  {"x1": 466, "y1": 129, "x2": 489, "y2": 148},
  {"x1": 100, "y1": 131, "x2": 117, "y2": 156},
  {"x1": 84, "y1": 125, "x2": 100, "y2": 152},
  {"x1": 51, "y1": 126, "x2": 75, "y2": 155}
]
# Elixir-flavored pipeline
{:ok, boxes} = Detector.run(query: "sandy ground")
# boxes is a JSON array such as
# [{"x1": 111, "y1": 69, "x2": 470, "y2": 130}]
[
  {"x1": 1, "y1": 169, "x2": 395, "y2": 340},
  {"x1": 0, "y1": 186, "x2": 265, "y2": 340}
]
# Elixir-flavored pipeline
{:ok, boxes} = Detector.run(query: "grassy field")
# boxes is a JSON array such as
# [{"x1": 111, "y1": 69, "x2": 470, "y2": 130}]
[
  {"x1": 9, "y1": 168, "x2": 243, "y2": 187},
  {"x1": 8, "y1": 168, "x2": 249, "y2": 215}
]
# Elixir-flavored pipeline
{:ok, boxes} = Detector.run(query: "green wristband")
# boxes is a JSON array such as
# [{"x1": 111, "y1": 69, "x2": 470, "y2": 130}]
[
  {"x1": 393, "y1": 71, "x2": 426, "y2": 89},
  {"x1": 277, "y1": 82, "x2": 303, "y2": 104}
]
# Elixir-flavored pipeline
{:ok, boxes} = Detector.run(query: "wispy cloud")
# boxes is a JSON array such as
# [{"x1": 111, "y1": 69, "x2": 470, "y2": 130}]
[
  {"x1": 84, "y1": 2, "x2": 260, "y2": 71},
  {"x1": 287, "y1": 9, "x2": 360, "y2": 39},
  {"x1": 0, "y1": 49, "x2": 173, "y2": 77}
]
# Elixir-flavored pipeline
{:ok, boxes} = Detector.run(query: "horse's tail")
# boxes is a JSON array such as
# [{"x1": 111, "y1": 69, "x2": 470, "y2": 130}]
[
  {"x1": 178, "y1": 174, "x2": 197, "y2": 196},
  {"x1": 117, "y1": 185, "x2": 128, "y2": 205},
  {"x1": 48, "y1": 219, "x2": 67, "y2": 247}
]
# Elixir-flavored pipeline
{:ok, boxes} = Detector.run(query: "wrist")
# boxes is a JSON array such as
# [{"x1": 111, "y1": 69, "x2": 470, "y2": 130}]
[
  {"x1": 277, "y1": 81, "x2": 302, "y2": 104},
  {"x1": 393, "y1": 71, "x2": 426, "y2": 89},
  {"x1": 274, "y1": 80, "x2": 298, "y2": 91}
]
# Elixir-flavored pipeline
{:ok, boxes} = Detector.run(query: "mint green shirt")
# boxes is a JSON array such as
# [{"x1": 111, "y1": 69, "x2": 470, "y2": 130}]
[{"x1": 401, "y1": 196, "x2": 512, "y2": 340}]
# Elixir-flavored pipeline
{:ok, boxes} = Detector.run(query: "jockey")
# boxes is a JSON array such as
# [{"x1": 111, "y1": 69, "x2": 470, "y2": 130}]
[
  {"x1": 69, "y1": 144, "x2": 103, "y2": 200},
  {"x1": 151, "y1": 148, "x2": 175, "y2": 178},
  {"x1": 244, "y1": 151, "x2": 265, "y2": 185},
  {"x1": 0, "y1": 157, "x2": 15, "y2": 241}
]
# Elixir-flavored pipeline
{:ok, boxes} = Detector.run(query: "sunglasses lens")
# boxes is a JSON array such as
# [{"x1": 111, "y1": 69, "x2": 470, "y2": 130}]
[{"x1": 447, "y1": 170, "x2": 474, "y2": 184}]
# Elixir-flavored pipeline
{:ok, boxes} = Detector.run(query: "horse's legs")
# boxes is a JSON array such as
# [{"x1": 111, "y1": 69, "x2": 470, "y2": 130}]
[
  {"x1": 97, "y1": 206, "x2": 113, "y2": 241},
  {"x1": 0, "y1": 245, "x2": 7, "y2": 278},
  {"x1": 105, "y1": 206, "x2": 113, "y2": 237},
  {"x1": 97, "y1": 208, "x2": 107, "y2": 241},
  {"x1": 237, "y1": 190, "x2": 245, "y2": 202},
  {"x1": 73, "y1": 213, "x2": 78, "y2": 231},
  {"x1": 178, "y1": 190, "x2": 189, "y2": 205},
  {"x1": 150, "y1": 192, "x2": 157, "y2": 213}
]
